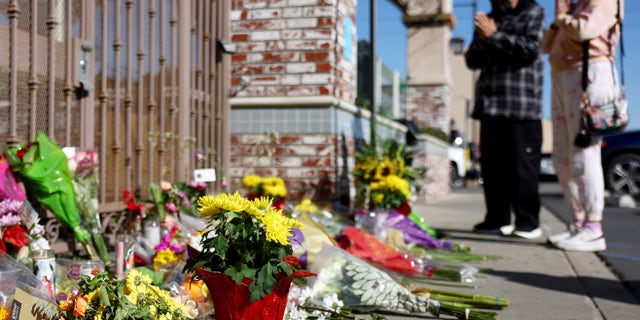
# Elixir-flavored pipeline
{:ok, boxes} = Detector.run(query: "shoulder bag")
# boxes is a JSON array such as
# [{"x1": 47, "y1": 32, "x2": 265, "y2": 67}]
[{"x1": 580, "y1": 0, "x2": 628, "y2": 136}]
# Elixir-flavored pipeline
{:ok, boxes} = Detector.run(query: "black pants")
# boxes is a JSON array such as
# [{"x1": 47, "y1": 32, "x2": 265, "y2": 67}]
[{"x1": 479, "y1": 118, "x2": 542, "y2": 231}]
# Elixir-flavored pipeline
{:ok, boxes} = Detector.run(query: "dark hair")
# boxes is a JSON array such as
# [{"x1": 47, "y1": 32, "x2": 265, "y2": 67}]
[{"x1": 490, "y1": 0, "x2": 536, "y2": 19}]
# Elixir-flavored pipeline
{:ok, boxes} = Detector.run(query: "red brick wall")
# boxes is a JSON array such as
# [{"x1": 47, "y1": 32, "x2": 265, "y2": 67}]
[
  {"x1": 405, "y1": 84, "x2": 451, "y2": 132},
  {"x1": 230, "y1": 0, "x2": 357, "y2": 102},
  {"x1": 229, "y1": 132, "x2": 358, "y2": 205}
]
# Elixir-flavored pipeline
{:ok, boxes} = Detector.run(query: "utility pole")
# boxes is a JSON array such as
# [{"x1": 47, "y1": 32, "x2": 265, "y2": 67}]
[{"x1": 369, "y1": 0, "x2": 377, "y2": 147}]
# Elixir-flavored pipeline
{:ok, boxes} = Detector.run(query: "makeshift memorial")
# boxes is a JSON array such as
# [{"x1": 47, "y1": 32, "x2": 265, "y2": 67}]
[
  {"x1": 183, "y1": 192, "x2": 314, "y2": 320},
  {"x1": 46, "y1": 269, "x2": 191, "y2": 320},
  {"x1": 63, "y1": 148, "x2": 112, "y2": 268},
  {"x1": 241, "y1": 175, "x2": 287, "y2": 210},
  {"x1": 4, "y1": 133, "x2": 99, "y2": 261},
  {"x1": 308, "y1": 245, "x2": 502, "y2": 320}
]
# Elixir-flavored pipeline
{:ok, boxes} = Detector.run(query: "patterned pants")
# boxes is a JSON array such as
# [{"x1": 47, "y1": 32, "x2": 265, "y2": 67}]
[{"x1": 551, "y1": 59, "x2": 619, "y2": 223}]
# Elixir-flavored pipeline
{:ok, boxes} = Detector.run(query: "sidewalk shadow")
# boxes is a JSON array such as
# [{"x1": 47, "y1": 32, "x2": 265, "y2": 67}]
[
  {"x1": 483, "y1": 269, "x2": 640, "y2": 306},
  {"x1": 436, "y1": 227, "x2": 549, "y2": 247}
]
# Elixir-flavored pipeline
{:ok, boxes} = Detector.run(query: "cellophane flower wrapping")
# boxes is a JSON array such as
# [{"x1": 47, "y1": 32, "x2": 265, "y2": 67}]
[
  {"x1": 4, "y1": 133, "x2": 98, "y2": 260},
  {"x1": 382, "y1": 210, "x2": 452, "y2": 250},
  {"x1": 0, "y1": 155, "x2": 25, "y2": 202},
  {"x1": 63, "y1": 148, "x2": 111, "y2": 268},
  {"x1": 306, "y1": 244, "x2": 442, "y2": 316},
  {"x1": 0, "y1": 251, "x2": 53, "y2": 316}
]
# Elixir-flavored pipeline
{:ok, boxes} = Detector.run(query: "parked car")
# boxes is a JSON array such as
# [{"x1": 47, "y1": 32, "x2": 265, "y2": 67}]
[
  {"x1": 601, "y1": 130, "x2": 640, "y2": 198},
  {"x1": 540, "y1": 130, "x2": 640, "y2": 198}
]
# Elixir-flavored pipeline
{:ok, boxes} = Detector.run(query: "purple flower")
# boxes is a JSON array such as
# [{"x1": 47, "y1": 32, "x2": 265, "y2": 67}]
[{"x1": 0, "y1": 199, "x2": 23, "y2": 216}]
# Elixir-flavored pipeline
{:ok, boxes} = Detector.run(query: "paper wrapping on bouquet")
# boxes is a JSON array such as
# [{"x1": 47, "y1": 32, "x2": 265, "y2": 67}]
[
  {"x1": 289, "y1": 212, "x2": 338, "y2": 268},
  {"x1": 0, "y1": 156, "x2": 26, "y2": 202},
  {"x1": 5, "y1": 133, "x2": 93, "y2": 248},
  {"x1": 195, "y1": 267, "x2": 293, "y2": 320},
  {"x1": 383, "y1": 210, "x2": 452, "y2": 250},
  {"x1": 340, "y1": 226, "x2": 425, "y2": 276}
]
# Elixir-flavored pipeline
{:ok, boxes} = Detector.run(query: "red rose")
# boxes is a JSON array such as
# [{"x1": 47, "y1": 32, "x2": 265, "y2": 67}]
[
  {"x1": 3, "y1": 225, "x2": 29, "y2": 248},
  {"x1": 394, "y1": 201, "x2": 411, "y2": 216}
]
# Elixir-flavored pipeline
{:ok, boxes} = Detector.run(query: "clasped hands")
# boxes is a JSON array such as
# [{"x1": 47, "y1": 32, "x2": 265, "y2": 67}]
[{"x1": 474, "y1": 12, "x2": 497, "y2": 41}]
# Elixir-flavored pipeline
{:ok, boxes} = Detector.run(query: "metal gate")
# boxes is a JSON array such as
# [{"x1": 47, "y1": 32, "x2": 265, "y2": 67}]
[{"x1": 0, "y1": 0, "x2": 230, "y2": 216}]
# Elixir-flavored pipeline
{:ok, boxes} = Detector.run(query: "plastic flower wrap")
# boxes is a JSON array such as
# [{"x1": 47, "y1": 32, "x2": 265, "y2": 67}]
[
  {"x1": 0, "y1": 251, "x2": 53, "y2": 318},
  {"x1": 183, "y1": 192, "x2": 312, "y2": 302},
  {"x1": 4, "y1": 132, "x2": 99, "y2": 261},
  {"x1": 337, "y1": 226, "x2": 470, "y2": 281},
  {"x1": 63, "y1": 148, "x2": 111, "y2": 268},
  {"x1": 48, "y1": 269, "x2": 191, "y2": 320},
  {"x1": 308, "y1": 245, "x2": 503, "y2": 320},
  {"x1": 241, "y1": 175, "x2": 287, "y2": 210}
]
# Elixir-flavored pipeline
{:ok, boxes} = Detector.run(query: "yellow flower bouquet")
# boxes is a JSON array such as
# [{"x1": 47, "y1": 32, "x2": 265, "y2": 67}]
[
  {"x1": 52, "y1": 269, "x2": 191, "y2": 320},
  {"x1": 241, "y1": 175, "x2": 287, "y2": 210},
  {"x1": 183, "y1": 192, "x2": 314, "y2": 320}
]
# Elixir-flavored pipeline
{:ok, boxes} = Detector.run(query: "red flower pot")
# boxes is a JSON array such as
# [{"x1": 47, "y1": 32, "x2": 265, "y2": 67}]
[{"x1": 195, "y1": 267, "x2": 292, "y2": 320}]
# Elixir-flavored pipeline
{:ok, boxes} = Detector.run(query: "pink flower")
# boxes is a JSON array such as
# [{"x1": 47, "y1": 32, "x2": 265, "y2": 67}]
[
  {"x1": 196, "y1": 153, "x2": 204, "y2": 162},
  {"x1": 165, "y1": 202, "x2": 178, "y2": 213},
  {"x1": 160, "y1": 181, "x2": 172, "y2": 192}
]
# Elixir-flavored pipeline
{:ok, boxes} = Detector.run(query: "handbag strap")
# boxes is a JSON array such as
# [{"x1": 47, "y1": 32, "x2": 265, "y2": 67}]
[{"x1": 616, "y1": 0, "x2": 625, "y2": 85}]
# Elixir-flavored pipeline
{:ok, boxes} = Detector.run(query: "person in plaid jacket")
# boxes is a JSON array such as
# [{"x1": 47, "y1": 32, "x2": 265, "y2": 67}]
[{"x1": 465, "y1": 0, "x2": 545, "y2": 239}]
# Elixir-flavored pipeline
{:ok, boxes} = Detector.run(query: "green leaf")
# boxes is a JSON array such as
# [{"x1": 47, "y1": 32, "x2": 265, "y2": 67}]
[{"x1": 99, "y1": 285, "x2": 111, "y2": 307}]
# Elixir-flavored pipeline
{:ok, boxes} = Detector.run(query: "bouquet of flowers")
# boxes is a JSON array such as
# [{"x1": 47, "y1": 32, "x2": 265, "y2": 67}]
[
  {"x1": 4, "y1": 133, "x2": 99, "y2": 261},
  {"x1": 183, "y1": 192, "x2": 312, "y2": 302},
  {"x1": 149, "y1": 181, "x2": 208, "y2": 221},
  {"x1": 308, "y1": 245, "x2": 504, "y2": 320},
  {"x1": 49, "y1": 269, "x2": 191, "y2": 320},
  {"x1": 369, "y1": 174, "x2": 411, "y2": 210},
  {"x1": 0, "y1": 199, "x2": 50, "y2": 261},
  {"x1": 352, "y1": 139, "x2": 420, "y2": 210},
  {"x1": 63, "y1": 148, "x2": 111, "y2": 268},
  {"x1": 241, "y1": 175, "x2": 287, "y2": 210}
]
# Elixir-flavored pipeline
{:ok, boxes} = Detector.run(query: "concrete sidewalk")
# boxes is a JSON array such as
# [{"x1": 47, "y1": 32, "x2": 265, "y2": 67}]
[{"x1": 384, "y1": 188, "x2": 639, "y2": 320}]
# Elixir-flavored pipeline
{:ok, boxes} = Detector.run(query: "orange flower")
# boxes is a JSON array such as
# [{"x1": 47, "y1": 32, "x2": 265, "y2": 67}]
[
  {"x1": 59, "y1": 298, "x2": 73, "y2": 311},
  {"x1": 73, "y1": 296, "x2": 88, "y2": 318}
]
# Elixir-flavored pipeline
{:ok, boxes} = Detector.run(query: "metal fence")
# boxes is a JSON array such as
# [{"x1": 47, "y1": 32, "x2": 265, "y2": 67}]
[{"x1": 0, "y1": 0, "x2": 230, "y2": 247}]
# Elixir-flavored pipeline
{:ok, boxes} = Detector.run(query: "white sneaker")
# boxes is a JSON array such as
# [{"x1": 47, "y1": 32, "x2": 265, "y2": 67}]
[
  {"x1": 554, "y1": 228, "x2": 607, "y2": 252},
  {"x1": 548, "y1": 223, "x2": 581, "y2": 245},
  {"x1": 512, "y1": 228, "x2": 542, "y2": 239}
]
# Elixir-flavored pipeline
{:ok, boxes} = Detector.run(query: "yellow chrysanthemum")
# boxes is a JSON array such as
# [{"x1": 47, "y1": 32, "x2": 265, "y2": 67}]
[
  {"x1": 85, "y1": 288, "x2": 100, "y2": 302},
  {"x1": 241, "y1": 174, "x2": 262, "y2": 188},
  {"x1": 294, "y1": 198, "x2": 318, "y2": 214},
  {"x1": 0, "y1": 306, "x2": 9, "y2": 320},
  {"x1": 198, "y1": 192, "x2": 252, "y2": 218},
  {"x1": 125, "y1": 269, "x2": 153, "y2": 292},
  {"x1": 384, "y1": 174, "x2": 411, "y2": 199},
  {"x1": 153, "y1": 249, "x2": 181, "y2": 271},
  {"x1": 261, "y1": 208, "x2": 303, "y2": 245},
  {"x1": 251, "y1": 196, "x2": 273, "y2": 211}
]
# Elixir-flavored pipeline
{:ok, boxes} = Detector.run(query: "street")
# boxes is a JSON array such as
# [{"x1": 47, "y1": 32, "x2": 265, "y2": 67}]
[{"x1": 539, "y1": 182, "x2": 640, "y2": 304}]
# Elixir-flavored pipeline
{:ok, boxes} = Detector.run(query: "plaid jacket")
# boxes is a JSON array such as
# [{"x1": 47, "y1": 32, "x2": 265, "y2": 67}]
[{"x1": 465, "y1": 2, "x2": 545, "y2": 120}]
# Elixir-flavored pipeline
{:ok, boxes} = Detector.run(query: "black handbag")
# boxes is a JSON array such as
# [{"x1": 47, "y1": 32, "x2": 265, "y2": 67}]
[{"x1": 579, "y1": 0, "x2": 628, "y2": 136}]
